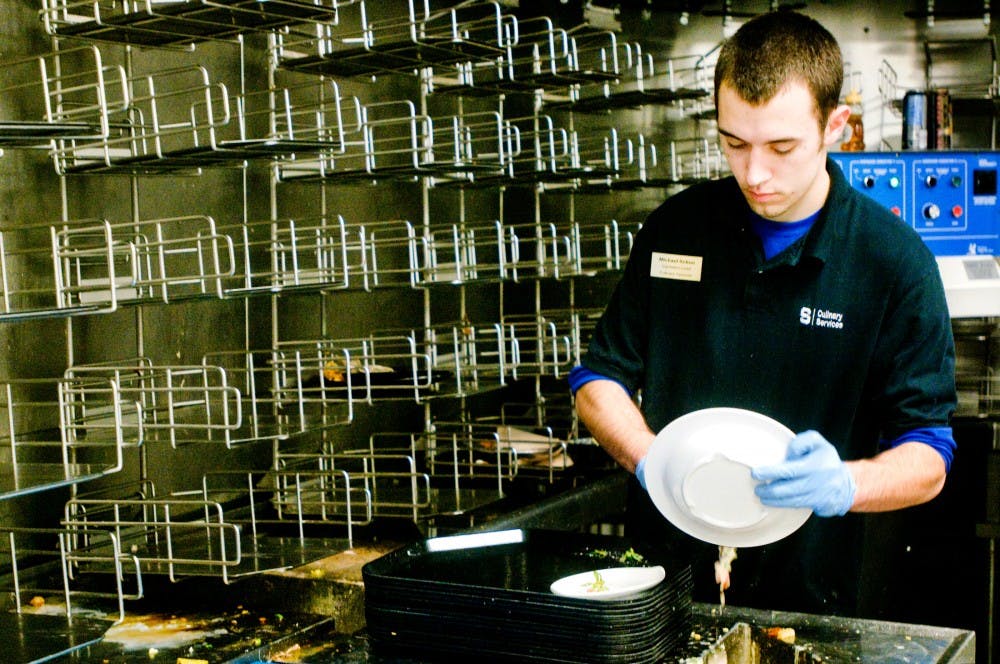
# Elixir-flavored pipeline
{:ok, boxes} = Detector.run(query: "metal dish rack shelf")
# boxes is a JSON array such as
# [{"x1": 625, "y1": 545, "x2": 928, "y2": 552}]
[
  {"x1": 48, "y1": 68, "x2": 353, "y2": 176},
  {"x1": 30, "y1": 53, "x2": 721, "y2": 185},
  {"x1": 0, "y1": 376, "x2": 127, "y2": 501},
  {"x1": 0, "y1": 47, "x2": 117, "y2": 154},
  {"x1": 1, "y1": 306, "x2": 585, "y2": 478},
  {"x1": 0, "y1": 212, "x2": 637, "y2": 320},
  {"x1": 27, "y1": 1, "x2": 720, "y2": 183},
  {"x1": 272, "y1": 106, "x2": 722, "y2": 188},
  {"x1": 61, "y1": 478, "x2": 355, "y2": 584},
  {"x1": 40, "y1": 0, "x2": 343, "y2": 47},
  {"x1": 0, "y1": 526, "x2": 142, "y2": 663},
  {"x1": 273, "y1": 0, "x2": 513, "y2": 78},
  {"x1": 269, "y1": 416, "x2": 579, "y2": 528}
]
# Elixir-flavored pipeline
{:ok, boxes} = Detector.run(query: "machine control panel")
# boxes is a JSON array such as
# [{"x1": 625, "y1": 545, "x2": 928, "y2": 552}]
[{"x1": 833, "y1": 151, "x2": 999, "y2": 257}]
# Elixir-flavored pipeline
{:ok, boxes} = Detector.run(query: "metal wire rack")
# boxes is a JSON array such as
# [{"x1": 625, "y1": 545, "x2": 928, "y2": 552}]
[
  {"x1": 435, "y1": 419, "x2": 572, "y2": 482},
  {"x1": 609, "y1": 134, "x2": 727, "y2": 190},
  {"x1": 274, "y1": 0, "x2": 512, "y2": 78},
  {"x1": 272, "y1": 445, "x2": 428, "y2": 523},
  {"x1": 0, "y1": 526, "x2": 142, "y2": 662},
  {"x1": 272, "y1": 427, "x2": 510, "y2": 525},
  {"x1": 0, "y1": 304, "x2": 597, "y2": 500},
  {"x1": 200, "y1": 215, "x2": 422, "y2": 295},
  {"x1": 0, "y1": 215, "x2": 234, "y2": 320},
  {"x1": 202, "y1": 347, "x2": 356, "y2": 438},
  {"x1": 40, "y1": 0, "x2": 343, "y2": 47},
  {"x1": 552, "y1": 49, "x2": 714, "y2": 113},
  {"x1": 0, "y1": 47, "x2": 121, "y2": 153},
  {"x1": 421, "y1": 218, "x2": 509, "y2": 284},
  {"x1": 501, "y1": 311, "x2": 576, "y2": 380},
  {"x1": 270, "y1": 322, "x2": 514, "y2": 403},
  {"x1": 227, "y1": 214, "x2": 636, "y2": 292},
  {"x1": 65, "y1": 359, "x2": 248, "y2": 448},
  {"x1": 201, "y1": 469, "x2": 369, "y2": 540},
  {"x1": 50, "y1": 68, "x2": 354, "y2": 175},
  {"x1": 257, "y1": 370, "x2": 603, "y2": 530},
  {"x1": 0, "y1": 376, "x2": 126, "y2": 501},
  {"x1": 423, "y1": 14, "x2": 558, "y2": 97},
  {"x1": 62, "y1": 479, "x2": 354, "y2": 583},
  {"x1": 277, "y1": 101, "x2": 516, "y2": 183}
]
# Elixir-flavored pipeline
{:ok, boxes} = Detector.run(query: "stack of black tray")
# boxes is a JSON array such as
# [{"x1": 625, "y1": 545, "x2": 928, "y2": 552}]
[{"x1": 362, "y1": 528, "x2": 693, "y2": 663}]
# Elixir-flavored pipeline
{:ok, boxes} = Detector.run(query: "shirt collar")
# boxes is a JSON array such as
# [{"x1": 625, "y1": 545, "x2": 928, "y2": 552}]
[
  {"x1": 761, "y1": 158, "x2": 847, "y2": 269},
  {"x1": 799, "y1": 158, "x2": 853, "y2": 265}
]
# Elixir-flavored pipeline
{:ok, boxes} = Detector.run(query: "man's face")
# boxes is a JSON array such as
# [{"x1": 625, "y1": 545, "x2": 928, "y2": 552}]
[{"x1": 717, "y1": 80, "x2": 845, "y2": 222}]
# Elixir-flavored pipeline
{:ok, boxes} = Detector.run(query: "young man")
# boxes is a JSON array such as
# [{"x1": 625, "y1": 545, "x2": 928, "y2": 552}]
[{"x1": 570, "y1": 11, "x2": 956, "y2": 616}]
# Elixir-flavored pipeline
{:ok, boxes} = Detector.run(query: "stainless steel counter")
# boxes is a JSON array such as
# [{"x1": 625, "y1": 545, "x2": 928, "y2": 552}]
[
  {"x1": 216, "y1": 602, "x2": 976, "y2": 664},
  {"x1": 53, "y1": 472, "x2": 978, "y2": 663}
]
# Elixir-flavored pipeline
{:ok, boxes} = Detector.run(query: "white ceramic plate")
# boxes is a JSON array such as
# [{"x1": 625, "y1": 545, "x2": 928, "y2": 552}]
[
  {"x1": 549, "y1": 566, "x2": 666, "y2": 601},
  {"x1": 644, "y1": 407, "x2": 812, "y2": 547}
]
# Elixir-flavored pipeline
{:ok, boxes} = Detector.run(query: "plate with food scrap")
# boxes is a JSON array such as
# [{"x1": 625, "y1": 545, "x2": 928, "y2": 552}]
[
  {"x1": 644, "y1": 407, "x2": 812, "y2": 547},
  {"x1": 549, "y1": 566, "x2": 666, "y2": 601}
]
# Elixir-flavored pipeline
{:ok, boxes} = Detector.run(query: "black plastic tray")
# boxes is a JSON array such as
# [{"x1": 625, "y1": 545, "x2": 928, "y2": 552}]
[{"x1": 362, "y1": 528, "x2": 694, "y2": 664}]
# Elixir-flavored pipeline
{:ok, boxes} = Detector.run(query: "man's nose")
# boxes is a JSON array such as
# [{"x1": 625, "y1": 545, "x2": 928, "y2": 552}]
[{"x1": 745, "y1": 149, "x2": 771, "y2": 187}]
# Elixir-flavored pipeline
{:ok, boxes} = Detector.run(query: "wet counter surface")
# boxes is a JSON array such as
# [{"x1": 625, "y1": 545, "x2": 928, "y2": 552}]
[
  {"x1": 50, "y1": 476, "x2": 976, "y2": 663},
  {"x1": 222, "y1": 603, "x2": 976, "y2": 664},
  {"x1": 62, "y1": 601, "x2": 975, "y2": 663}
]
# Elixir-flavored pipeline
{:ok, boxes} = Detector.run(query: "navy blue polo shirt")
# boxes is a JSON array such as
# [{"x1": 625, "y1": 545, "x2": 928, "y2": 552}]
[{"x1": 580, "y1": 159, "x2": 957, "y2": 615}]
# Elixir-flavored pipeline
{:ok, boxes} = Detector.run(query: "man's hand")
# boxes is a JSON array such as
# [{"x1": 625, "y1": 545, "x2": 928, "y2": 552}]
[{"x1": 751, "y1": 430, "x2": 856, "y2": 517}]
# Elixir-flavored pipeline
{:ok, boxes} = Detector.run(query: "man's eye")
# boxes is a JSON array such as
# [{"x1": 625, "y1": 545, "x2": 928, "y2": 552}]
[
  {"x1": 725, "y1": 141, "x2": 746, "y2": 150},
  {"x1": 773, "y1": 144, "x2": 795, "y2": 155}
]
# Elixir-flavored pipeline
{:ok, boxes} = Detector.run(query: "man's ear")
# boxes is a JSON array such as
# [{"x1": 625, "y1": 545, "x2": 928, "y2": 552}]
[{"x1": 824, "y1": 104, "x2": 853, "y2": 146}]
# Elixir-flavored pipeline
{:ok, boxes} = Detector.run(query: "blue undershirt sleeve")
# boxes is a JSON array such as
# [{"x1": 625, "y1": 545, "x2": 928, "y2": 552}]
[
  {"x1": 880, "y1": 427, "x2": 956, "y2": 473},
  {"x1": 567, "y1": 365, "x2": 632, "y2": 397}
]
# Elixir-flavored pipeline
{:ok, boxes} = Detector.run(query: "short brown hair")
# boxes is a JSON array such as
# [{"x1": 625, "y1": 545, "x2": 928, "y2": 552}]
[{"x1": 714, "y1": 11, "x2": 843, "y2": 131}]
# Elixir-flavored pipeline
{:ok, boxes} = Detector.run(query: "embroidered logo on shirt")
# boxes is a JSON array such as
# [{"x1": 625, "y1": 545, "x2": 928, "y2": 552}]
[
  {"x1": 799, "y1": 306, "x2": 844, "y2": 330},
  {"x1": 650, "y1": 252, "x2": 703, "y2": 282}
]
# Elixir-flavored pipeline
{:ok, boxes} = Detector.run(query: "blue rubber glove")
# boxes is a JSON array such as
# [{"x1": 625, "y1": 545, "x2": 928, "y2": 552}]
[
  {"x1": 635, "y1": 455, "x2": 648, "y2": 490},
  {"x1": 751, "y1": 430, "x2": 856, "y2": 517}
]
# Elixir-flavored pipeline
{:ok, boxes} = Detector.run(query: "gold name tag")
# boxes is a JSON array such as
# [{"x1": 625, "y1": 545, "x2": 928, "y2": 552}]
[{"x1": 650, "y1": 252, "x2": 703, "y2": 282}]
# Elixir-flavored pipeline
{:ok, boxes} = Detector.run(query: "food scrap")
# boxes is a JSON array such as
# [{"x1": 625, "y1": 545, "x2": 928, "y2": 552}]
[
  {"x1": 29, "y1": 595, "x2": 45, "y2": 608},
  {"x1": 765, "y1": 626, "x2": 796, "y2": 644},
  {"x1": 586, "y1": 547, "x2": 647, "y2": 566},
  {"x1": 271, "y1": 643, "x2": 303, "y2": 663},
  {"x1": 714, "y1": 546, "x2": 738, "y2": 608},
  {"x1": 322, "y1": 360, "x2": 343, "y2": 382},
  {"x1": 585, "y1": 570, "x2": 609, "y2": 593}
]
